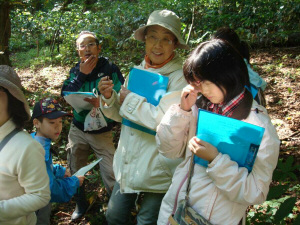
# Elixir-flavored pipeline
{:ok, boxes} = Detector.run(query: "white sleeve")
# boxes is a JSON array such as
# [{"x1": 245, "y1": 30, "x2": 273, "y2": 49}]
[
  {"x1": 207, "y1": 114, "x2": 280, "y2": 205},
  {"x1": 100, "y1": 90, "x2": 123, "y2": 123},
  {"x1": 156, "y1": 104, "x2": 194, "y2": 159}
]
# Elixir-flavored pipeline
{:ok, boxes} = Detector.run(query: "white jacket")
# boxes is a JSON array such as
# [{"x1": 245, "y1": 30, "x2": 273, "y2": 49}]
[
  {"x1": 0, "y1": 119, "x2": 50, "y2": 225},
  {"x1": 100, "y1": 53, "x2": 187, "y2": 193},
  {"x1": 156, "y1": 101, "x2": 280, "y2": 225}
]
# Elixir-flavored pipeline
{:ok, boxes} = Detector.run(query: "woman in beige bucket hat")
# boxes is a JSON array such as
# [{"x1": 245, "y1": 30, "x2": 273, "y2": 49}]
[
  {"x1": 0, "y1": 65, "x2": 50, "y2": 225},
  {"x1": 99, "y1": 9, "x2": 189, "y2": 225},
  {"x1": 134, "y1": 9, "x2": 189, "y2": 50}
]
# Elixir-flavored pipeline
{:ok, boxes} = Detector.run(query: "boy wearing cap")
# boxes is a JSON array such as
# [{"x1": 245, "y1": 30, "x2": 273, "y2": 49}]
[
  {"x1": 98, "y1": 10, "x2": 189, "y2": 224},
  {"x1": 61, "y1": 30, "x2": 124, "y2": 220},
  {"x1": 31, "y1": 98, "x2": 85, "y2": 225}
]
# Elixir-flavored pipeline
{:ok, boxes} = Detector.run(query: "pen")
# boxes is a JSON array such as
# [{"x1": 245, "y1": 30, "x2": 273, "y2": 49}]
[{"x1": 185, "y1": 93, "x2": 189, "y2": 99}]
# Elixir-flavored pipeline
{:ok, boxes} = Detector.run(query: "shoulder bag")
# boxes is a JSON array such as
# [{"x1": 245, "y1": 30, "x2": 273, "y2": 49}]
[{"x1": 169, "y1": 154, "x2": 213, "y2": 225}]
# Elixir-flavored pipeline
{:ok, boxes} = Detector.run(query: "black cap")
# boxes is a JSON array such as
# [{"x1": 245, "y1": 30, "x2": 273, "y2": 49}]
[{"x1": 32, "y1": 98, "x2": 72, "y2": 119}]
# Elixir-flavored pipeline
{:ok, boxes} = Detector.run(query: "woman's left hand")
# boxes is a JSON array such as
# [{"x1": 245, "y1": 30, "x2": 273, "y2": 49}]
[{"x1": 188, "y1": 136, "x2": 219, "y2": 163}]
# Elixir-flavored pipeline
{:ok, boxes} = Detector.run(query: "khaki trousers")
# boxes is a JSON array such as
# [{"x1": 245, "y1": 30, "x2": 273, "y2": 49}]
[{"x1": 67, "y1": 123, "x2": 116, "y2": 194}]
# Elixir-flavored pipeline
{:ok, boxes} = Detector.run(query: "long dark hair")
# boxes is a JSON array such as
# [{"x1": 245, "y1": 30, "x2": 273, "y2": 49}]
[
  {"x1": 4, "y1": 88, "x2": 29, "y2": 130},
  {"x1": 183, "y1": 39, "x2": 250, "y2": 104}
]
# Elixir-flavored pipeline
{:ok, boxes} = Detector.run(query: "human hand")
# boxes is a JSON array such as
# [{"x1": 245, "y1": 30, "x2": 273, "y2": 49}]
[
  {"x1": 119, "y1": 85, "x2": 131, "y2": 105},
  {"x1": 180, "y1": 85, "x2": 199, "y2": 111},
  {"x1": 188, "y1": 136, "x2": 219, "y2": 163},
  {"x1": 77, "y1": 176, "x2": 85, "y2": 186},
  {"x1": 80, "y1": 55, "x2": 97, "y2": 75},
  {"x1": 98, "y1": 76, "x2": 114, "y2": 99},
  {"x1": 84, "y1": 96, "x2": 100, "y2": 108},
  {"x1": 64, "y1": 168, "x2": 71, "y2": 178}
]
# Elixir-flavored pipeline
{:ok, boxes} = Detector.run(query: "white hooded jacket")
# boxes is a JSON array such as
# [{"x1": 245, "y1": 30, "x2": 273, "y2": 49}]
[
  {"x1": 100, "y1": 53, "x2": 187, "y2": 193},
  {"x1": 156, "y1": 101, "x2": 280, "y2": 225}
]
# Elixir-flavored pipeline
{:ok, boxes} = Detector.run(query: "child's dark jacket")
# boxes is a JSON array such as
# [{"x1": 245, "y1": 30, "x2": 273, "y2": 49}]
[{"x1": 61, "y1": 57, "x2": 124, "y2": 133}]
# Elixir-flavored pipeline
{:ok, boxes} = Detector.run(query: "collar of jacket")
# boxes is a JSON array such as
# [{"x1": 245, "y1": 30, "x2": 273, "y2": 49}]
[
  {"x1": 31, "y1": 132, "x2": 52, "y2": 160},
  {"x1": 139, "y1": 53, "x2": 183, "y2": 76},
  {"x1": 196, "y1": 89, "x2": 253, "y2": 121}
]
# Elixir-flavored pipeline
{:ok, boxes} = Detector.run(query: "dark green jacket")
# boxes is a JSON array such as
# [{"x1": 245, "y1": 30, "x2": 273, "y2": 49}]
[{"x1": 61, "y1": 57, "x2": 124, "y2": 133}]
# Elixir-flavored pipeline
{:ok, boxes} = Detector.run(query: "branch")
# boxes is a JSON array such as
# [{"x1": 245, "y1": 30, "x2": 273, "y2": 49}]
[{"x1": 186, "y1": 2, "x2": 196, "y2": 44}]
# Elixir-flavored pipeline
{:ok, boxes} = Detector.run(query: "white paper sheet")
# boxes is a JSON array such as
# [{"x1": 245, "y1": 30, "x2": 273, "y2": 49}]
[{"x1": 73, "y1": 158, "x2": 102, "y2": 176}]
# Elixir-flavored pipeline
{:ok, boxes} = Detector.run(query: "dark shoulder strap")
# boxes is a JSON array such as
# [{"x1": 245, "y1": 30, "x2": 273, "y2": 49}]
[
  {"x1": 185, "y1": 153, "x2": 195, "y2": 198},
  {"x1": 0, "y1": 128, "x2": 20, "y2": 152}
]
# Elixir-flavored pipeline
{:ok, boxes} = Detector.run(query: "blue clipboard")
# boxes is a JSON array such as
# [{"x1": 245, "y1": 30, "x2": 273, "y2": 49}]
[
  {"x1": 127, "y1": 68, "x2": 169, "y2": 106},
  {"x1": 195, "y1": 109, "x2": 265, "y2": 172},
  {"x1": 122, "y1": 68, "x2": 169, "y2": 135}
]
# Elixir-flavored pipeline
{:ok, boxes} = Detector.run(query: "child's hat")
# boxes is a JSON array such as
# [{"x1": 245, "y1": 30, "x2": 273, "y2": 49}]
[
  {"x1": 0, "y1": 65, "x2": 31, "y2": 119},
  {"x1": 32, "y1": 98, "x2": 72, "y2": 119},
  {"x1": 134, "y1": 9, "x2": 189, "y2": 50}
]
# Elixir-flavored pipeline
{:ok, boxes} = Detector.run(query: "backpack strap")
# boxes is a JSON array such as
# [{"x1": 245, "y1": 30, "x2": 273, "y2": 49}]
[{"x1": 0, "y1": 128, "x2": 19, "y2": 152}]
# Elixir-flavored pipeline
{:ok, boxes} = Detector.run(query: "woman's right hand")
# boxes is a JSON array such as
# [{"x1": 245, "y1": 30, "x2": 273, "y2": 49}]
[
  {"x1": 188, "y1": 137, "x2": 219, "y2": 163},
  {"x1": 98, "y1": 76, "x2": 114, "y2": 99},
  {"x1": 76, "y1": 176, "x2": 85, "y2": 186},
  {"x1": 180, "y1": 85, "x2": 199, "y2": 111}
]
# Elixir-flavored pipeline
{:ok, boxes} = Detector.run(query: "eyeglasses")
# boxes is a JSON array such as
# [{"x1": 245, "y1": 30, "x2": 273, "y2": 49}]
[
  {"x1": 78, "y1": 42, "x2": 97, "y2": 50},
  {"x1": 145, "y1": 35, "x2": 174, "y2": 46}
]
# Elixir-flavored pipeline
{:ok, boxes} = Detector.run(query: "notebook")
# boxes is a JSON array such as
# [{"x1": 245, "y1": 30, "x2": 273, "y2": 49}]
[{"x1": 62, "y1": 88, "x2": 98, "y2": 113}]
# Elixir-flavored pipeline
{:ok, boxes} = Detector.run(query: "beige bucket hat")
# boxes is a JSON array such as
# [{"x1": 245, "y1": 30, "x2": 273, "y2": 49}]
[
  {"x1": 0, "y1": 65, "x2": 30, "y2": 118},
  {"x1": 134, "y1": 10, "x2": 189, "y2": 50}
]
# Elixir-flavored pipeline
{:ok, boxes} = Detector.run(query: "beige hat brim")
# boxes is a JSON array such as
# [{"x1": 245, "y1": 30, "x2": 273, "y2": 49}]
[
  {"x1": 134, "y1": 24, "x2": 189, "y2": 50},
  {"x1": 0, "y1": 78, "x2": 31, "y2": 120}
]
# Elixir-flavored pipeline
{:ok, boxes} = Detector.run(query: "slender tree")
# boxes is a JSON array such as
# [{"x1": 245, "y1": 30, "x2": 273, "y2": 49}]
[{"x1": 0, "y1": 0, "x2": 11, "y2": 66}]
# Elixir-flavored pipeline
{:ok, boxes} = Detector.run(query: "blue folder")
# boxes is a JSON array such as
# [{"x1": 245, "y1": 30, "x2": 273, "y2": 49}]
[
  {"x1": 127, "y1": 68, "x2": 169, "y2": 106},
  {"x1": 122, "y1": 68, "x2": 169, "y2": 135},
  {"x1": 195, "y1": 109, "x2": 265, "y2": 172}
]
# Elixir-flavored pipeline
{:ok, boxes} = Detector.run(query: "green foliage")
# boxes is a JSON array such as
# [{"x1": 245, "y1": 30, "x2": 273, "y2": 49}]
[
  {"x1": 247, "y1": 195, "x2": 298, "y2": 224},
  {"x1": 273, "y1": 156, "x2": 300, "y2": 181},
  {"x1": 10, "y1": 47, "x2": 69, "y2": 69},
  {"x1": 9, "y1": 0, "x2": 300, "y2": 68},
  {"x1": 267, "y1": 185, "x2": 289, "y2": 200},
  {"x1": 274, "y1": 197, "x2": 297, "y2": 222},
  {"x1": 293, "y1": 214, "x2": 300, "y2": 225},
  {"x1": 247, "y1": 156, "x2": 300, "y2": 224}
]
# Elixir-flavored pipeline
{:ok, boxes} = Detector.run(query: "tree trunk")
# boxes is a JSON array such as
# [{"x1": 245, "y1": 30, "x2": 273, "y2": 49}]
[{"x1": 0, "y1": 0, "x2": 11, "y2": 66}]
